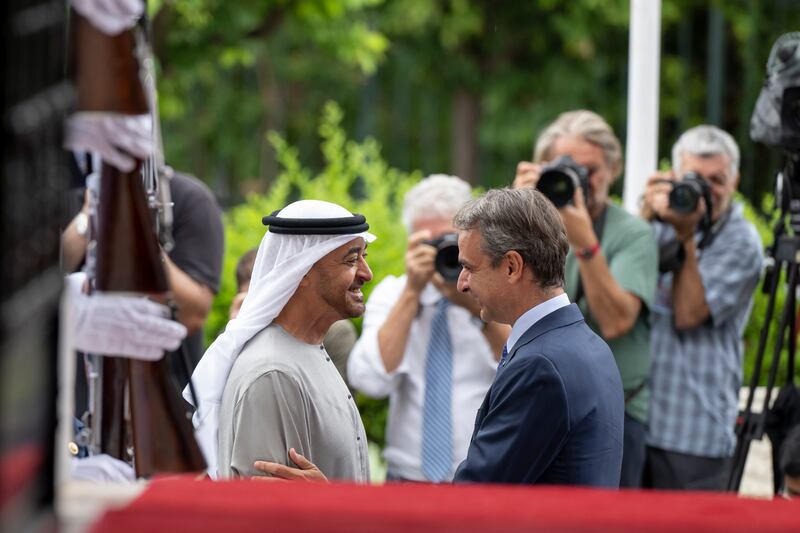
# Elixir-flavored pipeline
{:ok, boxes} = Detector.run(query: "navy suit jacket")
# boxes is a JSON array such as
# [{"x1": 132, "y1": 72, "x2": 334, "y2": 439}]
[{"x1": 453, "y1": 304, "x2": 624, "y2": 487}]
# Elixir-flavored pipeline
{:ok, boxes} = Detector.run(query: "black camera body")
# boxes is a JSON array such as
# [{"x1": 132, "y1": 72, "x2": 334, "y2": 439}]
[
  {"x1": 537, "y1": 155, "x2": 590, "y2": 208},
  {"x1": 423, "y1": 233, "x2": 461, "y2": 282},
  {"x1": 668, "y1": 171, "x2": 713, "y2": 216},
  {"x1": 657, "y1": 173, "x2": 714, "y2": 274}
]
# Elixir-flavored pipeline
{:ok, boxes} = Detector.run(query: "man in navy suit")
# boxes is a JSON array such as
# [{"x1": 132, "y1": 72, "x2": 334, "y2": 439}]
[{"x1": 452, "y1": 187, "x2": 624, "y2": 487}]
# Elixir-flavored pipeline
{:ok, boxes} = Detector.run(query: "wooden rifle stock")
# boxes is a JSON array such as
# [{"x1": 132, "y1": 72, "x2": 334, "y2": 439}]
[
  {"x1": 73, "y1": 14, "x2": 148, "y2": 113},
  {"x1": 95, "y1": 164, "x2": 205, "y2": 476},
  {"x1": 73, "y1": 12, "x2": 205, "y2": 476}
]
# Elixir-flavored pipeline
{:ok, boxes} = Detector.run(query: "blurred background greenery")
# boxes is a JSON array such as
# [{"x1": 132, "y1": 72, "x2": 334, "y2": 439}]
[
  {"x1": 152, "y1": 0, "x2": 800, "y2": 204},
  {"x1": 150, "y1": 0, "x2": 800, "y2": 446}
]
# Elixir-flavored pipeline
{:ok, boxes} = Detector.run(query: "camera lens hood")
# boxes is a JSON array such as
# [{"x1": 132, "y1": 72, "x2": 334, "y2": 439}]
[
  {"x1": 425, "y1": 233, "x2": 461, "y2": 282},
  {"x1": 537, "y1": 155, "x2": 589, "y2": 208}
]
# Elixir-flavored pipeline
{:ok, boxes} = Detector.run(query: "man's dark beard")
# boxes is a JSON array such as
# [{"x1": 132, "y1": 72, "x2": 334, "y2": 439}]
[{"x1": 317, "y1": 271, "x2": 365, "y2": 319}]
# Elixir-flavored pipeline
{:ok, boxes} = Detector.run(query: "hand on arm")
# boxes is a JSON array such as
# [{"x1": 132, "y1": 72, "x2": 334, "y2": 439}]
[
  {"x1": 376, "y1": 231, "x2": 435, "y2": 373},
  {"x1": 253, "y1": 448, "x2": 328, "y2": 482},
  {"x1": 229, "y1": 372, "x2": 313, "y2": 478}
]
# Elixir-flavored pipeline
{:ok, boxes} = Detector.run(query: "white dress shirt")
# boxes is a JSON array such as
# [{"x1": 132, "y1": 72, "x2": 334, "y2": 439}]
[
  {"x1": 505, "y1": 293, "x2": 571, "y2": 353},
  {"x1": 348, "y1": 275, "x2": 497, "y2": 481}
]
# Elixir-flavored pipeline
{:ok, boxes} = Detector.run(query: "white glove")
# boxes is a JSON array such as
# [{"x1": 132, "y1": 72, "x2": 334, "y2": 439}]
[
  {"x1": 64, "y1": 113, "x2": 153, "y2": 173},
  {"x1": 68, "y1": 275, "x2": 187, "y2": 360},
  {"x1": 70, "y1": 0, "x2": 144, "y2": 36},
  {"x1": 71, "y1": 454, "x2": 136, "y2": 482}
]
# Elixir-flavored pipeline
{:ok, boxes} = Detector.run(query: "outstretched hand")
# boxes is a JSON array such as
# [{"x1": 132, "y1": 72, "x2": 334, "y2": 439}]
[{"x1": 253, "y1": 448, "x2": 328, "y2": 482}]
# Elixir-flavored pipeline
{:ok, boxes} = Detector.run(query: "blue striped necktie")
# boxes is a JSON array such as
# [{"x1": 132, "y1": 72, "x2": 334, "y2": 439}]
[
  {"x1": 421, "y1": 298, "x2": 453, "y2": 482},
  {"x1": 499, "y1": 344, "x2": 509, "y2": 370}
]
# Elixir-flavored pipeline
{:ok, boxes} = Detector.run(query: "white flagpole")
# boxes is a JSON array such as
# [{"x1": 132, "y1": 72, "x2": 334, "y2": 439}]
[{"x1": 623, "y1": 0, "x2": 662, "y2": 214}]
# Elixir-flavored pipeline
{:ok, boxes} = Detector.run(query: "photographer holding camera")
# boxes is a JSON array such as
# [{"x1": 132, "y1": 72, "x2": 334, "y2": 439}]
[
  {"x1": 348, "y1": 175, "x2": 510, "y2": 482},
  {"x1": 513, "y1": 110, "x2": 657, "y2": 487},
  {"x1": 640, "y1": 125, "x2": 763, "y2": 490}
]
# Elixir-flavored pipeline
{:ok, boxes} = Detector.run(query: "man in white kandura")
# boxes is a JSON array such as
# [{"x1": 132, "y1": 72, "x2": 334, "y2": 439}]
[{"x1": 186, "y1": 200, "x2": 374, "y2": 480}]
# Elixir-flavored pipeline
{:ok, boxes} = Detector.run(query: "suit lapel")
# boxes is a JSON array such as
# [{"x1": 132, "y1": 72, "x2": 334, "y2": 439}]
[
  {"x1": 505, "y1": 303, "x2": 584, "y2": 366},
  {"x1": 470, "y1": 305, "x2": 584, "y2": 440}
]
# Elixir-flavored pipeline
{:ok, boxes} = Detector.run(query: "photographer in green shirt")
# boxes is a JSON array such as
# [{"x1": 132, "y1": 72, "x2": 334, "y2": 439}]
[{"x1": 514, "y1": 110, "x2": 657, "y2": 487}]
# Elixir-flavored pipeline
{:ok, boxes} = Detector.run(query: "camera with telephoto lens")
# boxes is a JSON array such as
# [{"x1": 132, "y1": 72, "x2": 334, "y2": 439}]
[
  {"x1": 668, "y1": 171, "x2": 713, "y2": 216},
  {"x1": 536, "y1": 155, "x2": 590, "y2": 208},
  {"x1": 423, "y1": 233, "x2": 461, "y2": 282}
]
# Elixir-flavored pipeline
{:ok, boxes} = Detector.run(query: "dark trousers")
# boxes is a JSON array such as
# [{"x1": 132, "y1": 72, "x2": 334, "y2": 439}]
[
  {"x1": 642, "y1": 445, "x2": 729, "y2": 490},
  {"x1": 620, "y1": 414, "x2": 647, "y2": 488}
]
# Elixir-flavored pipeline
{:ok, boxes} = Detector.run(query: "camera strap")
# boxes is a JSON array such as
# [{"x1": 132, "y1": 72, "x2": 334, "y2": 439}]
[
  {"x1": 697, "y1": 206, "x2": 732, "y2": 252},
  {"x1": 573, "y1": 205, "x2": 607, "y2": 311},
  {"x1": 658, "y1": 206, "x2": 733, "y2": 273}
]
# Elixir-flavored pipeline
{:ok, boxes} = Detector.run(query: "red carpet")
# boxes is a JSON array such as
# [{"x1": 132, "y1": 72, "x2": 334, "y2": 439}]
[
  {"x1": 90, "y1": 476, "x2": 800, "y2": 532},
  {"x1": 0, "y1": 444, "x2": 43, "y2": 510}
]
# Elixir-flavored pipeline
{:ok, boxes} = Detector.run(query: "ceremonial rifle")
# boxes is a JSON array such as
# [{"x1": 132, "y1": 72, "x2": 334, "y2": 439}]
[{"x1": 72, "y1": 10, "x2": 205, "y2": 476}]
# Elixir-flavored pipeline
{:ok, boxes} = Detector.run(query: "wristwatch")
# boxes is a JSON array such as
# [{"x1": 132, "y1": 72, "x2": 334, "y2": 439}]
[
  {"x1": 575, "y1": 242, "x2": 601, "y2": 260},
  {"x1": 75, "y1": 211, "x2": 89, "y2": 237}
]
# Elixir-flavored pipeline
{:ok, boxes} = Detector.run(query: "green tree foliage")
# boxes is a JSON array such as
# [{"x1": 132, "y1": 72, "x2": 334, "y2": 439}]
[
  {"x1": 156, "y1": 1, "x2": 800, "y2": 208},
  {"x1": 151, "y1": 0, "x2": 388, "y2": 204},
  {"x1": 658, "y1": 0, "x2": 799, "y2": 203},
  {"x1": 206, "y1": 102, "x2": 421, "y2": 444},
  {"x1": 371, "y1": 0, "x2": 633, "y2": 184}
]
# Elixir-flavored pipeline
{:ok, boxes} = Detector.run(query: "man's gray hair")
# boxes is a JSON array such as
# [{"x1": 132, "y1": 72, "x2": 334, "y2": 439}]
[
  {"x1": 534, "y1": 110, "x2": 624, "y2": 179},
  {"x1": 453, "y1": 188, "x2": 568, "y2": 290},
  {"x1": 402, "y1": 174, "x2": 472, "y2": 232},
  {"x1": 671, "y1": 125, "x2": 740, "y2": 177}
]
